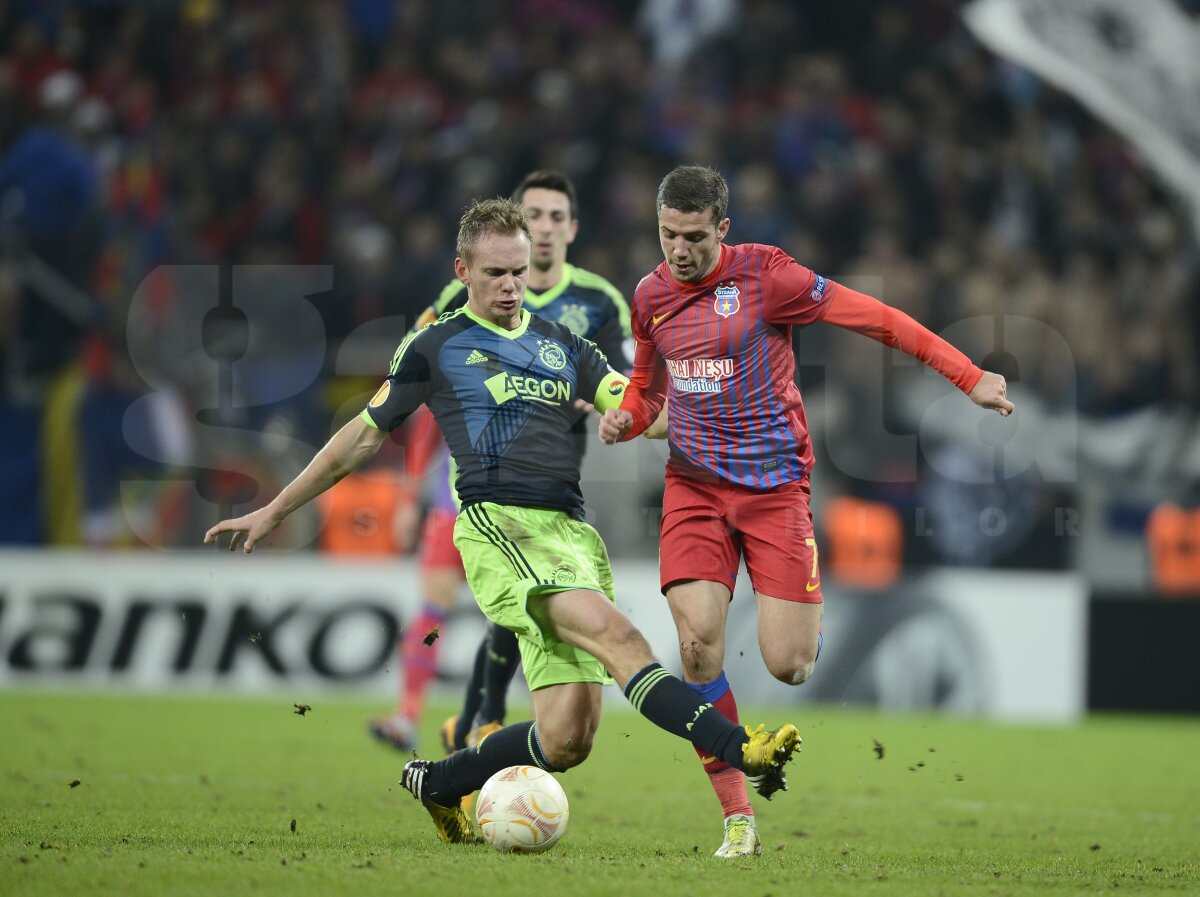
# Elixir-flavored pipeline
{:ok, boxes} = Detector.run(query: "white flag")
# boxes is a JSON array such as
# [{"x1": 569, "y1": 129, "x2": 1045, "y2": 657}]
[{"x1": 964, "y1": 0, "x2": 1200, "y2": 235}]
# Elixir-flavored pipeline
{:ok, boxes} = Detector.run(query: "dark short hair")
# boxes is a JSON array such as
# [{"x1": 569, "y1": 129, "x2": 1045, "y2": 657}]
[
  {"x1": 457, "y1": 198, "x2": 531, "y2": 264},
  {"x1": 513, "y1": 169, "x2": 578, "y2": 220},
  {"x1": 656, "y1": 165, "x2": 729, "y2": 226}
]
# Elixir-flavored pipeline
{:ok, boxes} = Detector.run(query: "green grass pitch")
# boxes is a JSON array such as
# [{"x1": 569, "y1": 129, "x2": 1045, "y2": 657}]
[{"x1": 2, "y1": 692, "x2": 1197, "y2": 896}]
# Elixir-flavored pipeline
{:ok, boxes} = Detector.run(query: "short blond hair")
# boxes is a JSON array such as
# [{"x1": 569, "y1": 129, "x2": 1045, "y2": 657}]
[{"x1": 457, "y1": 198, "x2": 531, "y2": 265}]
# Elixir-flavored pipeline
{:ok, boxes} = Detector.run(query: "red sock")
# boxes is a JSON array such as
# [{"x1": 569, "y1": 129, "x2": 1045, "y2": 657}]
[
  {"x1": 689, "y1": 675, "x2": 753, "y2": 819},
  {"x1": 709, "y1": 767, "x2": 752, "y2": 818},
  {"x1": 400, "y1": 605, "x2": 445, "y2": 720}
]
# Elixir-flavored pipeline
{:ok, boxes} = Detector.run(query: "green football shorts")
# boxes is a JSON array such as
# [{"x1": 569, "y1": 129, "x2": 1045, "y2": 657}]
[{"x1": 453, "y1": 502, "x2": 616, "y2": 691}]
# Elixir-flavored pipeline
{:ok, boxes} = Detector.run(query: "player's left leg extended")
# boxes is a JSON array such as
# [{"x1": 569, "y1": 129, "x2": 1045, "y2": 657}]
[
  {"x1": 542, "y1": 586, "x2": 800, "y2": 797},
  {"x1": 402, "y1": 584, "x2": 800, "y2": 842},
  {"x1": 402, "y1": 504, "x2": 801, "y2": 843}
]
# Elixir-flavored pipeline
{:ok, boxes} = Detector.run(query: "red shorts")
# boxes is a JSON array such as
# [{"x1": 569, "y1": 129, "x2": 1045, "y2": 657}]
[
  {"x1": 419, "y1": 507, "x2": 464, "y2": 572},
  {"x1": 659, "y1": 472, "x2": 823, "y2": 603}
]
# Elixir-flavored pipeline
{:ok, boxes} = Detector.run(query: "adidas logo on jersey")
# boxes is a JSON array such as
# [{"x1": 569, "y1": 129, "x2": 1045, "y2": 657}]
[{"x1": 465, "y1": 349, "x2": 489, "y2": 365}]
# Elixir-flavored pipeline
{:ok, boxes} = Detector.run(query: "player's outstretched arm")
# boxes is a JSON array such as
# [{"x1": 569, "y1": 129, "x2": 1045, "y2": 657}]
[
  {"x1": 820, "y1": 285, "x2": 1016, "y2": 414},
  {"x1": 204, "y1": 416, "x2": 388, "y2": 553},
  {"x1": 968, "y1": 371, "x2": 1014, "y2": 416}
]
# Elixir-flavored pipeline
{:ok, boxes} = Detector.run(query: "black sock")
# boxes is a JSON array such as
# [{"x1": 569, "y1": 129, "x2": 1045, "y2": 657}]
[
  {"x1": 423, "y1": 720, "x2": 559, "y2": 806},
  {"x1": 476, "y1": 623, "x2": 520, "y2": 724},
  {"x1": 623, "y1": 663, "x2": 748, "y2": 769},
  {"x1": 453, "y1": 636, "x2": 490, "y2": 749}
]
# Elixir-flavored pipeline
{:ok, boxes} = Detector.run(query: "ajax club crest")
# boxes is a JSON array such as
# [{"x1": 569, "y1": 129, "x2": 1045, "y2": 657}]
[
  {"x1": 538, "y1": 339, "x2": 567, "y2": 371},
  {"x1": 714, "y1": 283, "x2": 740, "y2": 318}
]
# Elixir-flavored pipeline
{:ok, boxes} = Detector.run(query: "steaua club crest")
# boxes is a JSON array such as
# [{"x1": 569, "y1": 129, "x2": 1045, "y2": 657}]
[
  {"x1": 538, "y1": 338, "x2": 567, "y2": 371},
  {"x1": 714, "y1": 283, "x2": 740, "y2": 318}
]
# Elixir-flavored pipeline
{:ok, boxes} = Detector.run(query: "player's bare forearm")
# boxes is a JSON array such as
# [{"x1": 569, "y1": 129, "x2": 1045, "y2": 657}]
[
  {"x1": 274, "y1": 416, "x2": 387, "y2": 516},
  {"x1": 969, "y1": 371, "x2": 1015, "y2": 416},
  {"x1": 204, "y1": 416, "x2": 387, "y2": 552}
]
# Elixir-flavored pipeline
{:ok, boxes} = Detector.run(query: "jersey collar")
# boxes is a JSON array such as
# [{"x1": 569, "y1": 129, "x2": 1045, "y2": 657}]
[
  {"x1": 523, "y1": 263, "x2": 573, "y2": 308},
  {"x1": 462, "y1": 305, "x2": 531, "y2": 339}
]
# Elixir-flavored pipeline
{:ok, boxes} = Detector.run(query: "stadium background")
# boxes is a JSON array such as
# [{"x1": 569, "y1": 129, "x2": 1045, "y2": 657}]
[{"x1": 0, "y1": 0, "x2": 1197, "y2": 717}]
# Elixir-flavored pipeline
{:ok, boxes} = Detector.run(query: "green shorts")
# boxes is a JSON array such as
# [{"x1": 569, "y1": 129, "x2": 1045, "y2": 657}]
[{"x1": 453, "y1": 502, "x2": 615, "y2": 691}]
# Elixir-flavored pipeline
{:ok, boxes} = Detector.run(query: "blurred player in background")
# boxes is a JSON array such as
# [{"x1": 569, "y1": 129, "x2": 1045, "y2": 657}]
[
  {"x1": 368, "y1": 170, "x2": 644, "y2": 754},
  {"x1": 600, "y1": 165, "x2": 1015, "y2": 858},
  {"x1": 206, "y1": 198, "x2": 801, "y2": 845}
]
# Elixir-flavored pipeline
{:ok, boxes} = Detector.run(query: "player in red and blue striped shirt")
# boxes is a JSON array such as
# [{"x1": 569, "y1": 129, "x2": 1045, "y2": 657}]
[{"x1": 600, "y1": 165, "x2": 1014, "y2": 858}]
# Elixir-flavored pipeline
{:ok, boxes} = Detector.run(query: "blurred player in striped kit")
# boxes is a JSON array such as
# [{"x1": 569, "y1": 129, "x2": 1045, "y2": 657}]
[{"x1": 601, "y1": 165, "x2": 1014, "y2": 857}]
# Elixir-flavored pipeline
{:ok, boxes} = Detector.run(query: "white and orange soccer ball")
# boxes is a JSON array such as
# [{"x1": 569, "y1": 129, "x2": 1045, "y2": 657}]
[{"x1": 475, "y1": 765, "x2": 570, "y2": 853}]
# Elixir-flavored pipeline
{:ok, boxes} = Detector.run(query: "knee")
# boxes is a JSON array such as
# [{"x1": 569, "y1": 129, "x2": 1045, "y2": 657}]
[
  {"x1": 766, "y1": 647, "x2": 819, "y2": 686},
  {"x1": 676, "y1": 617, "x2": 720, "y2": 659},
  {"x1": 790, "y1": 659, "x2": 817, "y2": 686},
  {"x1": 544, "y1": 738, "x2": 594, "y2": 771},
  {"x1": 678, "y1": 626, "x2": 723, "y2": 677},
  {"x1": 678, "y1": 636, "x2": 698, "y2": 661},
  {"x1": 537, "y1": 720, "x2": 597, "y2": 771},
  {"x1": 678, "y1": 637, "x2": 710, "y2": 672}
]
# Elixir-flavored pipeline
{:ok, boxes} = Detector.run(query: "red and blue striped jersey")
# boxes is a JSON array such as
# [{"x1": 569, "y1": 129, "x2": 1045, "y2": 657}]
[
  {"x1": 627, "y1": 243, "x2": 829, "y2": 488},
  {"x1": 622, "y1": 243, "x2": 984, "y2": 490}
]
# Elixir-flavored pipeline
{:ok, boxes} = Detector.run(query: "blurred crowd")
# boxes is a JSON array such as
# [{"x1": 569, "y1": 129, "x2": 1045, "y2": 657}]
[{"x1": 0, "y1": 0, "x2": 1197, "y2": 560}]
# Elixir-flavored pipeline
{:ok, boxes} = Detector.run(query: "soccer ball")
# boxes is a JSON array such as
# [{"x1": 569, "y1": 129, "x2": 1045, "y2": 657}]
[{"x1": 475, "y1": 765, "x2": 569, "y2": 853}]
